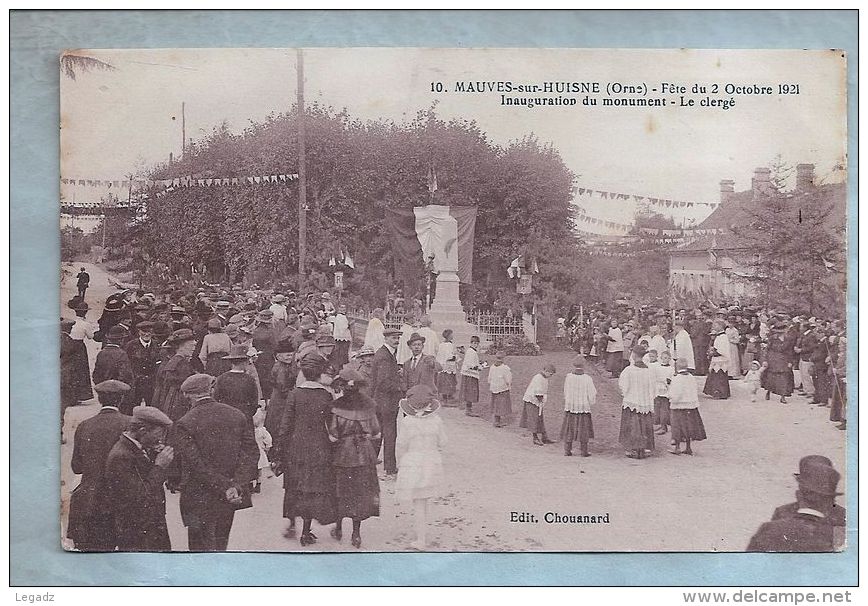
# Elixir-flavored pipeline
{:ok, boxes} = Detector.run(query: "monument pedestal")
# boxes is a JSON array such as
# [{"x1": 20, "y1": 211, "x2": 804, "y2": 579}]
[{"x1": 427, "y1": 271, "x2": 488, "y2": 350}]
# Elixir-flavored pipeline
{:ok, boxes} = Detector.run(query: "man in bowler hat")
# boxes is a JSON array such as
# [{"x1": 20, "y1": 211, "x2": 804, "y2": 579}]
[
  {"x1": 402, "y1": 332, "x2": 441, "y2": 391},
  {"x1": 747, "y1": 456, "x2": 844, "y2": 552},
  {"x1": 92, "y1": 325, "x2": 136, "y2": 413}
]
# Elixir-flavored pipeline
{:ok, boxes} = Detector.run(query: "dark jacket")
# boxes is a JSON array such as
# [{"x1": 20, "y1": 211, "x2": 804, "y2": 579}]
[
  {"x1": 67, "y1": 409, "x2": 131, "y2": 543},
  {"x1": 103, "y1": 434, "x2": 171, "y2": 551},
  {"x1": 747, "y1": 512, "x2": 834, "y2": 552},
  {"x1": 327, "y1": 393, "x2": 381, "y2": 468},
  {"x1": 371, "y1": 344, "x2": 403, "y2": 412},
  {"x1": 92, "y1": 345, "x2": 135, "y2": 389},
  {"x1": 152, "y1": 354, "x2": 194, "y2": 421},
  {"x1": 402, "y1": 353, "x2": 441, "y2": 391},
  {"x1": 213, "y1": 370, "x2": 259, "y2": 419},
  {"x1": 171, "y1": 397, "x2": 259, "y2": 526},
  {"x1": 124, "y1": 338, "x2": 159, "y2": 381}
]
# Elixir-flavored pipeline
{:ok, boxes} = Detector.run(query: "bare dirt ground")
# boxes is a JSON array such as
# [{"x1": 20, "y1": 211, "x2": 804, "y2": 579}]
[{"x1": 60, "y1": 261, "x2": 847, "y2": 552}]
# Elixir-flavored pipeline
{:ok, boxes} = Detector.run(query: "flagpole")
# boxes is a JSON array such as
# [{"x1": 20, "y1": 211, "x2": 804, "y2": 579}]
[{"x1": 297, "y1": 49, "x2": 307, "y2": 290}]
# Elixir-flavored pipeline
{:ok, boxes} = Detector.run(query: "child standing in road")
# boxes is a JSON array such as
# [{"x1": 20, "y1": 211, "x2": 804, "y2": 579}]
[
  {"x1": 487, "y1": 352, "x2": 513, "y2": 427},
  {"x1": 520, "y1": 363, "x2": 556, "y2": 445},
  {"x1": 653, "y1": 350, "x2": 675, "y2": 435},
  {"x1": 743, "y1": 360, "x2": 763, "y2": 402},
  {"x1": 560, "y1": 356, "x2": 596, "y2": 457},
  {"x1": 668, "y1": 358, "x2": 707, "y2": 455}
]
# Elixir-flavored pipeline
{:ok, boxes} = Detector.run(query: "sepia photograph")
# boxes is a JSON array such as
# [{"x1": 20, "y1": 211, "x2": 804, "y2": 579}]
[{"x1": 57, "y1": 47, "x2": 849, "y2": 554}]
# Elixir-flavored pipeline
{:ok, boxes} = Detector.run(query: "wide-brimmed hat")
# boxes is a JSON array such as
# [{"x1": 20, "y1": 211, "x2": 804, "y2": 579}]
[
  {"x1": 256, "y1": 309, "x2": 274, "y2": 322},
  {"x1": 337, "y1": 367, "x2": 366, "y2": 385},
  {"x1": 222, "y1": 344, "x2": 250, "y2": 360},
  {"x1": 316, "y1": 335, "x2": 336, "y2": 346},
  {"x1": 407, "y1": 332, "x2": 425, "y2": 345},
  {"x1": 321, "y1": 292, "x2": 332, "y2": 300},
  {"x1": 223, "y1": 323, "x2": 240, "y2": 338},
  {"x1": 795, "y1": 459, "x2": 843, "y2": 497},
  {"x1": 400, "y1": 384, "x2": 441, "y2": 416},
  {"x1": 272, "y1": 294, "x2": 287, "y2": 303},
  {"x1": 383, "y1": 327, "x2": 402, "y2": 337}
]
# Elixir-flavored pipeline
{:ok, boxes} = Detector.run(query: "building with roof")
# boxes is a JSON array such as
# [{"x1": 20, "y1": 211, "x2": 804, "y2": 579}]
[{"x1": 669, "y1": 163, "x2": 846, "y2": 302}]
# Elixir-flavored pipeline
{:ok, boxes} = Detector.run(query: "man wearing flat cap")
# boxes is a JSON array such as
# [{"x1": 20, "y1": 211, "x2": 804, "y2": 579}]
[
  {"x1": 67, "y1": 380, "x2": 133, "y2": 551},
  {"x1": 104, "y1": 405, "x2": 174, "y2": 551},
  {"x1": 748, "y1": 456, "x2": 844, "y2": 552},
  {"x1": 92, "y1": 325, "x2": 136, "y2": 414},
  {"x1": 124, "y1": 321, "x2": 159, "y2": 408},
  {"x1": 171, "y1": 374, "x2": 259, "y2": 551},
  {"x1": 371, "y1": 327, "x2": 405, "y2": 476}
]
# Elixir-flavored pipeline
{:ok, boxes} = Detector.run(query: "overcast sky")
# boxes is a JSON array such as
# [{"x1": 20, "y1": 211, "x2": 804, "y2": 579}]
[{"x1": 60, "y1": 48, "x2": 846, "y2": 233}]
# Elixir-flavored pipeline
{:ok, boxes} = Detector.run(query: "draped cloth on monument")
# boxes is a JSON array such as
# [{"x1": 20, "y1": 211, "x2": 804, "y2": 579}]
[{"x1": 385, "y1": 205, "x2": 477, "y2": 284}]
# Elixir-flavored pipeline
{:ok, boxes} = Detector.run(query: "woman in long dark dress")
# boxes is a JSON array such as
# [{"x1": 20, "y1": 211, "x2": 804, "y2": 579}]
[
  {"x1": 764, "y1": 331, "x2": 793, "y2": 403},
  {"x1": 703, "y1": 322, "x2": 731, "y2": 399},
  {"x1": 276, "y1": 353, "x2": 337, "y2": 546},
  {"x1": 252, "y1": 310, "x2": 277, "y2": 402},
  {"x1": 327, "y1": 368, "x2": 381, "y2": 548}
]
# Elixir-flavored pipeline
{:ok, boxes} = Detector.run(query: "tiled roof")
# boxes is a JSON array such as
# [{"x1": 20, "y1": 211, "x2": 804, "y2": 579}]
[{"x1": 675, "y1": 182, "x2": 846, "y2": 255}]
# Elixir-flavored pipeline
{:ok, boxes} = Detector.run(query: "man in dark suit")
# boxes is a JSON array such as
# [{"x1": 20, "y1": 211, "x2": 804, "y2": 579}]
[
  {"x1": 371, "y1": 327, "x2": 404, "y2": 476},
  {"x1": 124, "y1": 321, "x2": 159, "y2": 408},
  {"x1": 689, "y1": 309, "x2": 711, "y2": 375},
  {"x1": 67, "y1": 380, "x2": 132, "y2": 551},
  {"x1": 747, "y1": 457, "x2": 843, "y2": 552},
  {"x1": 104, "y1": 405, "x2": 175, "y2": 551},
  {"x1": 92, "y1": 325, "x2": 136, "y2": 413},
  {"x1": 76, "y1": 267, "x2": 90, "y2": 299},
  {"x1": 402, "y1": 332, "x2": 441, "y2": 391},
  {"x1": 171, "y1": 373, "x2": 259, "y2": 551}
]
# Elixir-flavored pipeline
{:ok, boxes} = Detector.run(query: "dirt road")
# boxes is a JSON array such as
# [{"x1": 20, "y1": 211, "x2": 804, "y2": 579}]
[{"x1": 60, "y1": 262, "x2": 847, "y2": 552}]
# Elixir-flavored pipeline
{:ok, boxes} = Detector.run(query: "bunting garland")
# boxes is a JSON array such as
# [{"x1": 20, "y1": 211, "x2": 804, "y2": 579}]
[
  {"x1": 60, "y1": 173, "x2": 299, "y2": 190},
  {"x1": 576, "y1": 186, "x2": 719, "y2": 208}
]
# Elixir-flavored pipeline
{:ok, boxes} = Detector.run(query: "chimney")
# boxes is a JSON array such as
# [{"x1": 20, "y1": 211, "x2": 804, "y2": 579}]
[
  {"x1": 719, "y1": 179, "x2": 735, "y2": 204},
  {"x1": 796, "y1": 163, "x2": 815, "y2": 192},
  {"x1": 751, "y1": 167, "x2": 772, "y2": 200}
]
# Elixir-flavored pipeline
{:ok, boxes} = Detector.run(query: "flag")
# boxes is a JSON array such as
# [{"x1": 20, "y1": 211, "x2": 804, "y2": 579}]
[
  {"x1": 329, "y1": 256, "x2": 336, "y2": 267},
  {"x1": 427, "y1": 166, "x2": 438, "y2": 194},
  {"x1": 531, "y1": 258, "x2": 540, "y2": 274},
  {"x1": 822, "y1": 257, "x2": 836, "y2": 271},
  {"x1": 343, "y1": 251, "x2": 355, "y2": 269},
  {"x1": 507, "y1": 256, "x2": 523, "y2": 279},
  {"x1": 386, "y1": 205, "x2": 476, "y2": 284}
]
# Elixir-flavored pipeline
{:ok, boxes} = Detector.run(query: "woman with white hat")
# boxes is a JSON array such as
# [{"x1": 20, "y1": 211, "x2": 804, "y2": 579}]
[{"x1": 396, "y1": 385, "x2": 447, "y2": 550}]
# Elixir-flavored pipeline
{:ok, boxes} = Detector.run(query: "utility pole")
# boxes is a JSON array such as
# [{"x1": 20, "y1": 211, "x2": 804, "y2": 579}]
[
  {"x1": 181, "y1": 102, "x2": 186, "y2": 158},
  {"x1": 297, "y1": 49, "x2": 307, "y2": 289}
]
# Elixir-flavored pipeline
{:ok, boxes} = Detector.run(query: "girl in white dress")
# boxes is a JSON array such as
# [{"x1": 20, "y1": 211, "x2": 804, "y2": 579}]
[{"x1": 396, "y1": 384, "x2": 447, "y2": 550}]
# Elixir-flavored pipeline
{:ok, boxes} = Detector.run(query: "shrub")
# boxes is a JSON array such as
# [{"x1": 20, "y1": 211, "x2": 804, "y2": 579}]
[{"x1": 487, "y1": 334, "x2": 541, "y2": 356}]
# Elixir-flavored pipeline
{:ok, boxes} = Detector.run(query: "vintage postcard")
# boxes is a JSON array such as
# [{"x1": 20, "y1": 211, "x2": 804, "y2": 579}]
[{"x1": 58, "y1": 47, "x2": 848, "y2": 554}]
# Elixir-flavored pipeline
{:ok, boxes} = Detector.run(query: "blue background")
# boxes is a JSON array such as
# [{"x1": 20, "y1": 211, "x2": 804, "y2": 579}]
[{"x1": 10, "y1": 9, "x2": 858, "y2": 586}]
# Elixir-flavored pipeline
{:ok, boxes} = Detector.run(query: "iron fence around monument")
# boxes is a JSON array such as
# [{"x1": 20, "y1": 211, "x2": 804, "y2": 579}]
[{"x1": 347, "y1": 308, "x2": 525, "y2": 339}]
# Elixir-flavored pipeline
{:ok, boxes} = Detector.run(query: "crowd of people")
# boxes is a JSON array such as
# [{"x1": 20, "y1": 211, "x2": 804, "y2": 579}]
[
  {"x1": 60, "y1": 269, "x2": 847, "y2": 553},
  {"x1": 560, "y1": 302, "x2": 847, "y2": 430},
  {"x1": 62, "y1": 277, "x2": 455, "y2": 551}
]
